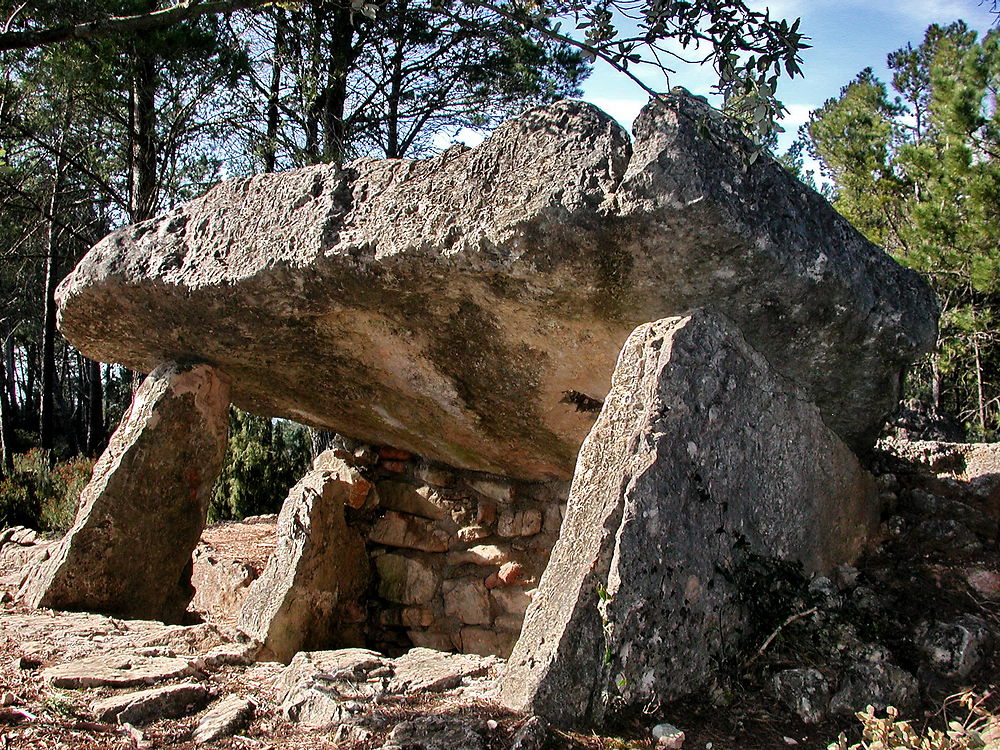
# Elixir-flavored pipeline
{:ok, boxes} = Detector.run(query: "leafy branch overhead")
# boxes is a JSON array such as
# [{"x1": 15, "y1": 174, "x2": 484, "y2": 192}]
[{"x1": 0, "y1": 0, "x2": 809, "y2": 136}]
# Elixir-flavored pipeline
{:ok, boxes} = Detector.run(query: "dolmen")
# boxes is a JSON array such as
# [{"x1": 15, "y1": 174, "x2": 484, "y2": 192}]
[{"x1": 22, "y1": 92, "x2": 938, "y2": 727}]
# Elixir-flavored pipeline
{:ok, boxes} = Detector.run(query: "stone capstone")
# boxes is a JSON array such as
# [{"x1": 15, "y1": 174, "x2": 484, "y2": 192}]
[
  {"x1": 19, "y1": 362, "x2": 230, "y2": 622},
  {"x1": 237, "y1": 453, "x2": 369, "y2": 663},
  {"x1": 498, "y1": 310, "x2": 878, "y2": 725},
  {"x1": 56, "y1": 95, "x2": 936, "y2": 481}
]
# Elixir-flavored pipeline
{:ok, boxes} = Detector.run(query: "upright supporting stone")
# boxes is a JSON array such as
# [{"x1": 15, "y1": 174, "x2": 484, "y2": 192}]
[
  {"x1": 20, "y1": 362, "x2": 230, "y2": 623},
  {"x1": 238, "y1": 452, "x2": 370, "y2": 663},
  {"x1": 499, "y1": 310, "x2": 878, "y2": 726}
]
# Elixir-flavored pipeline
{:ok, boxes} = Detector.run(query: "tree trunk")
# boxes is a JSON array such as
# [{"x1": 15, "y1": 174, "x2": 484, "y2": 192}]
[
  {"x1": 39, "y1": 105, "x2": 72, "y2": 455},
  {"x1": 385, "y1": 0, "x2": 407, "y2": 158},
  {"x1": 0, "y1": 341, "x2": 13, "y2": 476},
  {"x1": 85, "y1": 357, "x2": 105, "y2": 455},
  {"x1": 131, "y1": 50, "x2": 158, "y2": 222},
  {"x1": 263, "y1": 7, "x2": 286, "y2": 173},
  {"x1": 974, "y1": 335, "x2": 986, "y2": 434},
  {"x1": 321, "y1": 4, "x2": 354, "y2": 164}
]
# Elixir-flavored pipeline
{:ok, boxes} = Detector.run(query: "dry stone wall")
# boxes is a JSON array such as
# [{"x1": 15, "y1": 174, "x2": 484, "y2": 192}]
[
  {"x1": 360, "y1": 450, "x2": 567, "y2": 657},
  {"x1": 232, "y1": 440, "x2": 568, "y2": 660}
]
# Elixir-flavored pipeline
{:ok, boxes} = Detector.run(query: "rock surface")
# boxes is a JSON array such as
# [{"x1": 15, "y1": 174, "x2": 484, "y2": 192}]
[
  {"x1": 192, "y1": 694, "x2": 255, "y2": 744},
  {"x1": 56, "y1": 95, "x2": 936, "y2": 480},
  {"x1": 44, "y1": 655, "x2": 198, "y2": 689},
  {"x1": 276, "y1": 647, "x2": 496, "y2": 727},
  {"x1": 91, "y1": 682, "x2": 211, "y2": 725},
  {"x1": 499, "y1": 310, "x2": 878, "y2": 725},
  {"x1": 238, "y1": 452, "x2": 369, "y2": 662},
  {"x1": 19, "y1": 362, "x2": 230, "y2": 621}
]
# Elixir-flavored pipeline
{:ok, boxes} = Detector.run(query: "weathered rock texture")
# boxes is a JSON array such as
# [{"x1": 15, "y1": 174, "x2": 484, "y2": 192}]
[
  {"x1": 56, "y1": 94, "x2": 936, "y2": 481},
  {"x1": 238, "y1": 453, "x2": 370, "y2": 662},
  {"x1": 20, "y1": 362, "x2": 230, "y2": 621},
  {"x1": 231, "y1": 447, "x2": 565, "y2": 659},
  {"x1": 499, "y1": 310, "x2": 878, "y2": 725}
]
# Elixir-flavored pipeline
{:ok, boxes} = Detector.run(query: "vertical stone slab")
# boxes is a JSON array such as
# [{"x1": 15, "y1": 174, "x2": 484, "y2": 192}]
[
  {"x1": 20, "y1": 362, "x2": 231, "y2": 623},
  {"x1": 498, "y1": 310, "x2": 878, "y2": 726},
  {"x1": 238, "y1": 452, "x2": 370, "y2": 663}
]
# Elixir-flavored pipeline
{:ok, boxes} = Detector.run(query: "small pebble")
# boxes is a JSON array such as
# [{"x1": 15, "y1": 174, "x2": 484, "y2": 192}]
[
  {"x1": 487, "y1": 719, "x2": 498, "y2": 730},
  {"x1": 1, "y1": 692, "x2": 15, "y2": 706}
]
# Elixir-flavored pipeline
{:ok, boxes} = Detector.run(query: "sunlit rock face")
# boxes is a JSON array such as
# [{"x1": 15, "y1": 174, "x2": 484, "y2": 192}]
[{"x1": 56, "y1": 94, "x2": 937, "y2": 481}]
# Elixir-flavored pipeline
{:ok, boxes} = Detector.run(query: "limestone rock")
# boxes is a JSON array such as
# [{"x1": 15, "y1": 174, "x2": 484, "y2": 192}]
[
  {"x1": 381, "y1": 717, "x2": 484, "y2": 750},
  {"x1": 376, "y1": 554, "x2": 438, "y2": 604},
  {"x1": 829, "y1": 662, "x2": 919, "y2": 715},
  {"x1": 191, "y1": 543, "x2": 258, "y2": 622},
  {"x1": 771, "y1": 668, "x2": 831, "y2": 724},
  {"x1": 91, "y1": 682, "x2": 211, "y2": 725},
  {"x1": 19, "y1": 362, "x2": 230, "y2": 622},
  {"x1": 443, "y1": 578, "x2": 491, "y2": 626},
  {"x1": 277, "y1": 647, "x2": 494, "y2": 727},
  {"x1": 238, "y1": 466, "x2": 369, "y2": 663},
  {"x1": 916, "y1": 616, "x2": 992, "y2": 679},
  {"x1": 499, "y1": 311, "x2": 878, "y2": 725},
  {"x1": 371, "y1": 511, "x2": 450, "y2": 552},
  {"x1": 57, "y1": 96, "x2": 935, "y2": 481},
  {"x1": 44, "y1": 654, "x2": 197, "y2": 689},
  {"x1": 193, "y1": 694, "x2": 255, "y2": 744}
]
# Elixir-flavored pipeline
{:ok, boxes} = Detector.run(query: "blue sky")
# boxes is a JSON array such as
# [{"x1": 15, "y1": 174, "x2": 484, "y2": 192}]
[{"x1": 581, "y1": 0, "x2": 998, "y2": 149}]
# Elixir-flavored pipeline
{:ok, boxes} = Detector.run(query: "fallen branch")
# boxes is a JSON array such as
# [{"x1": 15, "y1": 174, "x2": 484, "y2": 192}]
[{"x1": 744, "y1": 606, "x2": 818, "y2": 669}]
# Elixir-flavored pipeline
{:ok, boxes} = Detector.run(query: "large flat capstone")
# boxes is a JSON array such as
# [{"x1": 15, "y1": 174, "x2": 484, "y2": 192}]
[
  {"x1": 56, "y1": 94, "x2": 937, "y2": 480},
  {"x1": 498, "y1": 309, "x2": 878, "y2": 725}
]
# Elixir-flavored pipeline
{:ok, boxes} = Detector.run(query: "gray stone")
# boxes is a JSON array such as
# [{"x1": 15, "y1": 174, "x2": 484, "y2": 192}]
[
  {"x1": 44, "y1": 654, "x2": 197, "y2": 689},
  {"x1": 19, "y1": 362, "x2": 230, "y2": 622},
  {"x1": 371, "y1": 511, "x2": 450, "y2": 552},
  {"x1": 91, "y1": 682, "x2": 211, "y2": 725},
  {"x1": 651, "y1": 723, "x2": 685, "y2": 749},
  {"x1": 389, "y1": 648, "x2": 494, "y2": 693},
  {"x1": 771, "y1": 668, "x2": 831, "y2": 724},
  {"x1": 381, "y1": 717, "x2": 484, "y2": 750},
  {"x1": 57, "y1": 96, "x2": 935, "y2": 482},
  {"x1": 376, "y1": 554, "x2": 438, "y2": 605},
  {"x1": 499, "y1": 311, "x2": 878, "y2": 726},
  {"x1": 192, "y1": 694, "x2": 255, "y2": 744},
  {"x1": 917, "y1": 616, "x2": 992, "y2": 679},
  {"x1": 191, "y1": 543, "x2": 258, "y2": 622},
  {"x1": 238, "y1": 466, "x2": 369, "y2": 663},
  {"x1": 276, "y1": 647, "x2": 494, "y2": 727},
  {"x1": 829, "y1": 662, "x2": 919, "y2": 715},
  {"x1": 443, "y1": 578, "x2": 491, "y2": 626},
  {"x1": 510, "y1": 716, "x2": 548, "y2": 750}
]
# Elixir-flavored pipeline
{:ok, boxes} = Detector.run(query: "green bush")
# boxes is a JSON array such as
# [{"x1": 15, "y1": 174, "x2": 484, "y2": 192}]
[
  {"x1": 829, "y1": 695, "x2": 1000, "y2": 750},
  {"x1": 0, "y1": 450, "x2": 95, "y2": 532},
  {"x1": 209, "y1": 409, "x2": 311, "y2": 522}
]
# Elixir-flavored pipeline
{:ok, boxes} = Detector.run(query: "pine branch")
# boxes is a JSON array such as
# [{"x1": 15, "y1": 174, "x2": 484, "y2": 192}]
[{"x1": 0, "y1": 0, "x2": 275, "y2": 52}]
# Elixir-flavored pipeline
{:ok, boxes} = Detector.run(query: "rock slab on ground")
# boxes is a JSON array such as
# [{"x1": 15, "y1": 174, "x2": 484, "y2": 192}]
[
  {"x1": 91, "y1": 682, "x2": 212, "y2": 725},
  {"x1": 19, "y1": 362, "x2": 230, "y2": 621},
  {"x1": 499, "y1": 310, "x2": 878, "y2": 725},
  {"x1": 44, "y1": 655, "x2": 197, "y2": 689},
  {"x1": 238, "y1": 452, "x2": 369, "y2": 662},
  {"x1": 193, "y1": 694, "x2": 255, "y2": 744},
  {"x1": 56, "y1": 95, "x2": 936, "y2": 481}
]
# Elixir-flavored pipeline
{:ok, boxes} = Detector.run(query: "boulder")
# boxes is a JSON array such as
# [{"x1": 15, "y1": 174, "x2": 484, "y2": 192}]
[
  {"x1": 498, "y1": 310, "x2": 878, "y2": 725},
  {"x1": 56, "y1": 95, "x2": 936, "y2": 481},
  {"x1": 771, "y1": 668, "x2": 831, "y2": 724},
  {"x1": 19, "y1": 362, "x2": 230, "y2": 622},
  {"x1": 237, "y1": 455, "x2": 369, "y2": 662}
]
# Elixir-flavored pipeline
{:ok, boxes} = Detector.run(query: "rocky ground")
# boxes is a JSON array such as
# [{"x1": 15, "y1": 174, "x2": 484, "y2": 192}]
[{"x1": 0, "y1": 436, "x2": 998, "y2": 750}]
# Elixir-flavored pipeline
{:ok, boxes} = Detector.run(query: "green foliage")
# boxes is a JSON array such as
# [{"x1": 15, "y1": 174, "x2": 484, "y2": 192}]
[
  {"x1": 209, "y1": 409, "x2": 310, "y2": 522},
  {"x1": 805, "y1": 22, "x2": 1000, "y2": 437},
  {"x1": 828, "y1": 695, "x2": 1000, "y2": 750},
  {"x1": 0, "y1": 450, "x2": 94, "y2": 531}
]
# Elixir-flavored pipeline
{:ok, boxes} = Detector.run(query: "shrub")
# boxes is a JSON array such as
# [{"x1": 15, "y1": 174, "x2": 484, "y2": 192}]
[
  {"x1": 829, "y1": 694, "x2": 1000, "y2": 750},
  {"x1": 0, "y1": 450, "x2": 94, "y2": 532}
]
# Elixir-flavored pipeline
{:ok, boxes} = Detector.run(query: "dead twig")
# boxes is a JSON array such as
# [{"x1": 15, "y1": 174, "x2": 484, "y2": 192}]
[{"x1": 744, "y1": 607, "x2": 819, "y2": 669}]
